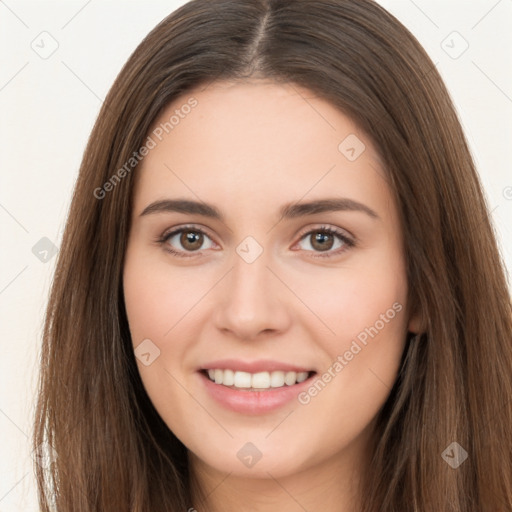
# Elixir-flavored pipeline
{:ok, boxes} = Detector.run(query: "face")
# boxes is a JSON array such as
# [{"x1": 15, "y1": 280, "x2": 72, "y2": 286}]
[{"x1": 123, "y1": 80, "x2": 420, "y2": 482}]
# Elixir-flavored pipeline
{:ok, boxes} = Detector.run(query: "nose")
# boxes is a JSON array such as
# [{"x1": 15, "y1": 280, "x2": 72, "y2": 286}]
[{"x1": 212, "y1": 249, "x2": 291, "y2": 341}]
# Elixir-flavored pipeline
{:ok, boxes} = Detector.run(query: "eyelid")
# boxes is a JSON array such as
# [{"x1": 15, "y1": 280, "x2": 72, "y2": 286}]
[
  {"x1": 160, "y1": 223, "x2": 216, "y2": 242},
  {"x1": 294, "y1": 223, "x2": 354, "y2": 244}
]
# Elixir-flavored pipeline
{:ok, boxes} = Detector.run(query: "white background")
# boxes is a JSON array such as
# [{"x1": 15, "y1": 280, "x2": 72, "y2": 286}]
[{"x1": 0, "y1": 1, "x2": 511, "y2": 509}]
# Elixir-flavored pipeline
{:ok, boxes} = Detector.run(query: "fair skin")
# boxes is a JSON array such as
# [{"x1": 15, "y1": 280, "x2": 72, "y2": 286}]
[{"x1": 123, "y1": 80, "x2": 420, "y2": 512}]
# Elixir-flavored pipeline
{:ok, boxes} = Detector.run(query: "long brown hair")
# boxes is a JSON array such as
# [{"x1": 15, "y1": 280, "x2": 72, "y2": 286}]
[{"x1": 33, "y1": 0, "x2": 512, "y2": 510}]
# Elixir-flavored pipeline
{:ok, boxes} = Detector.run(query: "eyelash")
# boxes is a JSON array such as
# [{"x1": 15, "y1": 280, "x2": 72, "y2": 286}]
[{"x1": 156, "y1": 224, "x2": 355, "y2": 259}]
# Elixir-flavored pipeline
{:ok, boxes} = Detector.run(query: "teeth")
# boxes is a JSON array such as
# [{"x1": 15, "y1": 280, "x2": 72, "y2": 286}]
[
  {"x1": 205, "y1": 369, "x2": 310, "y2": 389},
  {"x1": 296, "y1": 371, "x2": 308, "y2": 383},
  {"x1": 223, "y1": 369, "x2": 234, "y2": 386},
  {"x1": 234, "y1": 371, "x2": 252, "y2": 388},
  {"x1": 270, "y1": 371, "x2": 285, "y2": 387},
  {"x1": 214, "y1": 369, "x2": 223, "y2": 384},
  {"x1": 284, "y1": 371, "x2": 297, "y2": 386}
]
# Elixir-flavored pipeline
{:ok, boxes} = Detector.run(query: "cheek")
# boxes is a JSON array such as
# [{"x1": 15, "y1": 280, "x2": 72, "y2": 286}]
[
  {"x1": 122, "y1": 248, "x2": 205, "y2": 412},
  {"x1": 123, "y1": 250, "x2": 203, "y2": 346},
  {"x1": 293, "y1": 239, "x2": 408, "y2": 354},
  {"x1": 122, "y1": 248, "x2": 204, "y2": 427},
  {"x1": 293, "y1": 243, "x2": 408, "y2": 422},
  {"x1": 298, "y1": 309, "x2": 406, "y2": 462}
]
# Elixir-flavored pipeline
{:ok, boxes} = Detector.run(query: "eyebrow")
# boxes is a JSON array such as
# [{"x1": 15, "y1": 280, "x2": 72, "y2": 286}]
[{"x1": 139, "y1": 197, "x2": 379, "y2": 221}]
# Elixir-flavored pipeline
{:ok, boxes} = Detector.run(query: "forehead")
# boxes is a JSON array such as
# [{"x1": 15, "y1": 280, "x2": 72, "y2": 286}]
[{"x1": 133, "y1": 80, "x2": 390, "y2": 219}]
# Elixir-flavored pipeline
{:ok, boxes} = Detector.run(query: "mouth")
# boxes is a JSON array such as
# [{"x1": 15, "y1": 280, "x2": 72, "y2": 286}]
[
  {"x1": 198, "y1": 365, "x2": 317, "y2": 414},
  {"x1": 200, "y1": 368, "x2": 317, "y2": 391}
]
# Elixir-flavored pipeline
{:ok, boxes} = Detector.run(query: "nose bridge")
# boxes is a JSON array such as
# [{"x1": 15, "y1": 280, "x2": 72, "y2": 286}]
[
  {"x1": 213, "y1": 240, "x2": 289, "y2": 339},
  {"x1": 228, "y1": 243, "x2": 274, "y2": 313}
]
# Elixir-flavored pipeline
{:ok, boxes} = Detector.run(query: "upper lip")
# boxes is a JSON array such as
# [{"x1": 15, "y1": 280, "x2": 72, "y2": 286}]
[{"x1": 200, "y1": 359, "x2": 314, "y2": 374}]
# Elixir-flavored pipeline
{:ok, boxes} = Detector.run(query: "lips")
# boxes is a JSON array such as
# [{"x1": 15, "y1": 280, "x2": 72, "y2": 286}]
[
  {"x1": 200, "y1": 358, "x2": 314, "y2": 374},
  {"x1": 199, "y1": 359, "x2": 315, "y2": 389},
  {"x1": 197, "y1": 359, "x2": 317, "y2": 414}
]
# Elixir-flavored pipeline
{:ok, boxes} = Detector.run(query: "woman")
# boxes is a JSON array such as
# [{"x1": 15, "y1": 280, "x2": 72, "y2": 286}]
[{"x1": 33, "y1": 0, "x2": 512, "y2": 511}]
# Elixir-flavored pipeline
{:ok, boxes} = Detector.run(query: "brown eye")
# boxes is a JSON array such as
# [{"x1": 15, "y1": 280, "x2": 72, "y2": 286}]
[
  {"x1": 296, "y1": 226, "x2": 355, "y2": 258},
  {"x1": 160, "y1": 226, "x2": 215, "y2": 257},
  {"x1": 179, "y1": 230, "x2": 204, "y2": 251},
  {"x1": 310, "y1": 231, "x2": 335, "y2": 252}
]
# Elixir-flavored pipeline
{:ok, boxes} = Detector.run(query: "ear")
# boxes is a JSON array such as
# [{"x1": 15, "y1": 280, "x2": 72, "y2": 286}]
[{"x1": 407, "y1": 309, "x2": 423, "y2": 334}]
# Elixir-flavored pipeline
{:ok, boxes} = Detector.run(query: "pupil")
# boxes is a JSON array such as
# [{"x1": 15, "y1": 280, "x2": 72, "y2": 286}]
[
  {"x1": 312, "y1": 232, "x2": 333, "y2": 251},
  {"x1": 182, "y1": 231, "x2": 202, "y2": 250}
]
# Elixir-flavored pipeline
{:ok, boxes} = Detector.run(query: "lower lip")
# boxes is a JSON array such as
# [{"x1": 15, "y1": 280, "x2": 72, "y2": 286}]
[{"x1": 198, "y1": 371, "x2": 315, "y2": 414}]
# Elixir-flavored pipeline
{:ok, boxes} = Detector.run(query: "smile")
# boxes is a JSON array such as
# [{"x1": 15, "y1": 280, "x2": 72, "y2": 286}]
[
  {"x1": 198, "y1": 365, "x2": 317, "y2": 414},
  {"x1": 204, "y1": 369, "x2": 313, "y2": 390}
]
